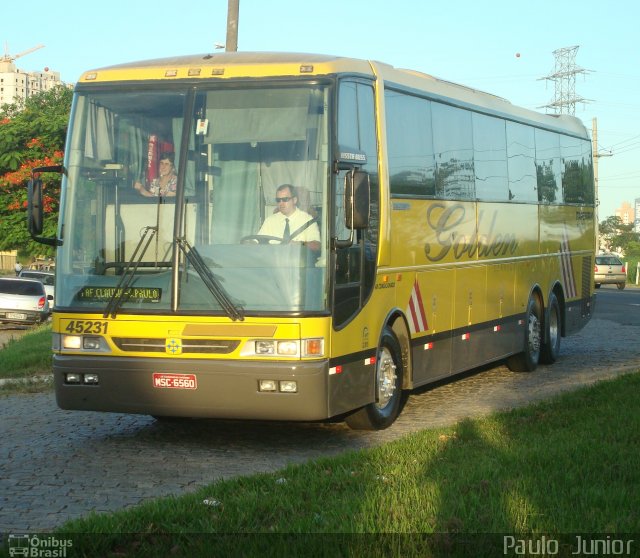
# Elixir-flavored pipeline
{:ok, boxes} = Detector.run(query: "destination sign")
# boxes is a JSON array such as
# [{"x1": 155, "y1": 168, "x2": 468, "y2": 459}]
[{"x1": 77, "y1": 286, "x2": 162, "y2": 303}]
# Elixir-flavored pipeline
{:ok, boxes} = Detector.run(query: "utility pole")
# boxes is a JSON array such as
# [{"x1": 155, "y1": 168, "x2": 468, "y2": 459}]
[
  {"x1": 592, "y1": 117, "x2": 613, "y2": 252},
  {"x1": 226, "y1": 0, "x2": 239, "y2": 52},
  {"x1": 593, "y1": 117, "x2": 601, "y2": 250}
]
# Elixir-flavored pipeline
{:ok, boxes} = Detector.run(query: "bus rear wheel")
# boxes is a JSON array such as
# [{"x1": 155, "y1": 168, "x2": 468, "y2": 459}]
[
  {"x1": 540, "y1": 292, "x2": 561, "y2": 365},
  {"x1": 507, "y1": 294, "x2": 542, "y2": 372},
  {"x1": 345, "y1": 327, "x2": 404, "y2": 430}
]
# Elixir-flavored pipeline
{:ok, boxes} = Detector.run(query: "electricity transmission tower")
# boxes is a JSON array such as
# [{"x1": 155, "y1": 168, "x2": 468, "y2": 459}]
[{"x1": 539, "y1": 45, "x2": 590, "y2": 115}]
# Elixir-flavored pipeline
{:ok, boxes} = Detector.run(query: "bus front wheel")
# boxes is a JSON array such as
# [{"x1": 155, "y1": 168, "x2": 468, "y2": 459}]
[
  {"x1": 507, "y1": 295, "x2": 542, "y2": 373},
  {"x1": 345, "y1": 327, "x2": 404, "y2": 430}
]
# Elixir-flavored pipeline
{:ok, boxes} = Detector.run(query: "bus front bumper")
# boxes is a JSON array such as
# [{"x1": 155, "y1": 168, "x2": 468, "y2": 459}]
[{"x1": 53, "y1": 355, "x2": 330, "y2": 421}]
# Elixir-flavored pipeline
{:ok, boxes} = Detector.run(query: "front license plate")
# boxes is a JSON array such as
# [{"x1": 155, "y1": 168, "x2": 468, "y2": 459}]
[
  {"x1": 7, "y1": 312, "x2": 27, "y2": 320},
  {"x1": 153, "y1": 373, "x2": 197, "y2": 390}
]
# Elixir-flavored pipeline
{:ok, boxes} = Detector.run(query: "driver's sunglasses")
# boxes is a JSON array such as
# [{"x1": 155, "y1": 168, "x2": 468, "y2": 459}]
[{"x1": 275, "y1": 196, "x2": 292, "y2": 202}]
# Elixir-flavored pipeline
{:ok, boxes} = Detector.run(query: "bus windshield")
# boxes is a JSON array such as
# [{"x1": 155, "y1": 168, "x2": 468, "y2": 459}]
[{"x1": 58, "y1": 84, "x2": 331, "y2": 315}]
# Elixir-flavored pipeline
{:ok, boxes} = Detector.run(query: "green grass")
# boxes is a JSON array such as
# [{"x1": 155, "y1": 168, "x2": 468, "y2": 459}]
[
  {"x1": 0, "y1": 323, "x2": 52, "y2": 387},
  {"x1": 0, "y1": 323, "x2": 52, "y2": 378},
  {"x1": 46, "y1": 372, "x2": 640, "y2": 557}
]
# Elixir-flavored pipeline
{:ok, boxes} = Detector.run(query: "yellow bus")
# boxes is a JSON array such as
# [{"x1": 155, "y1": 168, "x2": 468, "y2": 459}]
[{"x1": 28, "y1": 52, "x2": 595, "y2": 430}]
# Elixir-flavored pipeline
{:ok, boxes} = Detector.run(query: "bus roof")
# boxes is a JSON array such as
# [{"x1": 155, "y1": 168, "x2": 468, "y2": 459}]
[{"x1": 79, "y1": 51, "x2": 589, "y2": 138}]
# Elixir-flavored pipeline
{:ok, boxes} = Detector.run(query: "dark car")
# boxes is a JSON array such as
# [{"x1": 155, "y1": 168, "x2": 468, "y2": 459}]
[
  {"x1": 594, "y1": 255, "x2": 627, "y2": 290},
  {"x1": 0, "y1": 278, "x2": 51, "y2": 325}
]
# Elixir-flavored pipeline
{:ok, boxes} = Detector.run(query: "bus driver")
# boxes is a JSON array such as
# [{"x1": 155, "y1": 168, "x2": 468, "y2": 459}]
[{"x1": 257, "y1": 184, "x2": 321, "y2": 252}]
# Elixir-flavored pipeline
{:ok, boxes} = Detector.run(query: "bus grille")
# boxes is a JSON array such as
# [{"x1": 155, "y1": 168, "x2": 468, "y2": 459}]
[{"x1": 112, "y1": 337, "x2": 240, "y2": 354}]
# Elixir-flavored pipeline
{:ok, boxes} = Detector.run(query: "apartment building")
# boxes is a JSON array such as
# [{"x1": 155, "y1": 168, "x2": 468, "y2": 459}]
[
  {"x1": 0, "y1": 59, "x2": 64, "y2": 105},
  {"x1": 615, "y1": 201, "x2": 635, "y2": 227}
]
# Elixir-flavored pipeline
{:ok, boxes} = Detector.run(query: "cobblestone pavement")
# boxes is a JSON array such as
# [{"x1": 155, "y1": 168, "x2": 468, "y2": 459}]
[{"x1": 1, "y1": 290, "x2": 639, "y2": 533}]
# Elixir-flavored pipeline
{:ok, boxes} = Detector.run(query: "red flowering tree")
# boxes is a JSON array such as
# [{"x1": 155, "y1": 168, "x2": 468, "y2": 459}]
[{"x1": 0, "y1": 85, "x2": 72, "y2": 255}]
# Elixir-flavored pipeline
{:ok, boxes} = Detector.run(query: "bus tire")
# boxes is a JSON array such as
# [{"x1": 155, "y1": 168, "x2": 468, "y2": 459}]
[
  {"x1": 506, "y1": 294, "x2": 542, "y2": 373},
  {"x1": 345, "y1": 327, "x2": 404, "y2": 430},
  {"x1": 540, "y1": 292, "x2": 561, "y2": 365}
]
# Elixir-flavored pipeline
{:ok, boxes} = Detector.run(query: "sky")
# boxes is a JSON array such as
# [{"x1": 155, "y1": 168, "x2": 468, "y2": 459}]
[{"x1": 4, "y1": 0, "x2": 639, "y2": 220}]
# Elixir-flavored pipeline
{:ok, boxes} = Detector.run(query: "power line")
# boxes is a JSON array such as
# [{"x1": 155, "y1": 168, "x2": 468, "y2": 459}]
[{"x1": 605, "y1": 134, "x2": 640, "y2": 149}]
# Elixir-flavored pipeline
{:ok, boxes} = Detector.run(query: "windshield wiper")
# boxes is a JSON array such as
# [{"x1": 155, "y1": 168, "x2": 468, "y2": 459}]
[
  {"x1": 104, "y1": 226, "x2": 157, "y2": 318},
  {"x1": 176, "y1": 238, "x2": 244, "y2": 322}
]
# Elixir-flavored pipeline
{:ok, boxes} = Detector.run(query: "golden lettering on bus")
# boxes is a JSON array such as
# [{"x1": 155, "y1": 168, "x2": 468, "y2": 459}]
[{"x1": 424, "y1": 203, "x2": 518, "y2": 262}]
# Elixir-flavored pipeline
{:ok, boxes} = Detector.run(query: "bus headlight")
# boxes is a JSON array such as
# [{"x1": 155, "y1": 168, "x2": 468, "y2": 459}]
[
  {"x1": 245, "y1": 339, "x2": 300, "y2": 357},
  {"x1": 242, "y1": 338, "x2": 323, "y2": 358},
  {"x1": 83, "y1": 336, "x2": 102, "y2": 350},
  {"x1": 255, "y1": 340, "x2": 275, "y2": 354},
  {"x1": 62, "y1": 335, "x2": 82, "y2": 349},
  {"x1": 56, "y1": 334, "x2": 110, "y2": 352},
  {"x1": 277, "y1": 341, "x2": 298, "y2": 356}
]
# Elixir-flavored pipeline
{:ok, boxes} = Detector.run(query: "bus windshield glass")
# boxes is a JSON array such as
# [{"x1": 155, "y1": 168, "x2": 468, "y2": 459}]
[{"x1": 57, "y1": 84, "x2": 330, "y2": 315}]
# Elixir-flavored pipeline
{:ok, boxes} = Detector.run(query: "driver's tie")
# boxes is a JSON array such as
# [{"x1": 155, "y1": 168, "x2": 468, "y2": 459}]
[{"x1": 283, "y1": 218, "x2": 290, "y2": 242}]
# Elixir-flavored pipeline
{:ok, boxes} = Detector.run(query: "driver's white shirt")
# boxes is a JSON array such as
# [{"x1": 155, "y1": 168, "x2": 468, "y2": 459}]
[{"x1": 257, "y1": 208, "x2": 320, "y2": 243}]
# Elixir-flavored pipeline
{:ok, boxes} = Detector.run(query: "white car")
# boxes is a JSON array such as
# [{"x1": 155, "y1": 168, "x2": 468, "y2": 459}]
[
  {"x1": 18, "y1": 269, "x2": 55, "y2": 307},
  {"x1": 0, "y1": 278, "x2": 51, "y2": 325},
  {"x1": 594, "y1": 255, "x2": 627, "y2": 290}
]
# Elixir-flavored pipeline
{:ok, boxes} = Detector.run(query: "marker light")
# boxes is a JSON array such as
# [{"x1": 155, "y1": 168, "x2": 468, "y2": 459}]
[{"x1": 303, "y1": 338, "x2": 324, "y2": 356}]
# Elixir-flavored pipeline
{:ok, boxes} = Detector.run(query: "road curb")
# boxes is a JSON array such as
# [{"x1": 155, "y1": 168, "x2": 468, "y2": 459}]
[{"x1": 0, "y1": 374, "x2": 53, "y2": 388}]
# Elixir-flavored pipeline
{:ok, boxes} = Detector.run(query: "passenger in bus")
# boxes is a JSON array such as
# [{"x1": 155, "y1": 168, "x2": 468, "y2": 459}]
[
  {"x1": 134, "y1": 152, "x2": 177, "y2": 197},
  {"x1": 258, "y1": 184, "x2": 320, "y2": 251}
]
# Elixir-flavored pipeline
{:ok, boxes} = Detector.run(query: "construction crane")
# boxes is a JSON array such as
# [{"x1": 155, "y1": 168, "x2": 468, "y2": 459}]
[{"x1": 1, "y1": 43, "x2": 45, "y2": 64}]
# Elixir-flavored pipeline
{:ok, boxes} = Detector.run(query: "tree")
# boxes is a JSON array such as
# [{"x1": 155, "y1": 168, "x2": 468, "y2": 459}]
[
  {"x1": 599, "y1": 215, "x2": 640, "y2": 256},
  {"x1": 621, "y1": 240, "x2": 640, "y2": 284},
  {"x1": 0, "y1": 85, "x2": 72, "y2": 255}
]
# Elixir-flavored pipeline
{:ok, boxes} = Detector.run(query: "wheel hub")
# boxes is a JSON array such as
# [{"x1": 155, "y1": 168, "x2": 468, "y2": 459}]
[
  {"x1": 529, "y1": 313, "x2": 541, "y2": 353},
  {"x1": 376, "y1": 347, "x2": 397, "y2": 409}
]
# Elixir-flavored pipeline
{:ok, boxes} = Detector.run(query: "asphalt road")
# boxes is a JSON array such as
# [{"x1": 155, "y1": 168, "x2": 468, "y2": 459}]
[{"x1": 1, "y1": 285, "x2": 639, "y2": 533}]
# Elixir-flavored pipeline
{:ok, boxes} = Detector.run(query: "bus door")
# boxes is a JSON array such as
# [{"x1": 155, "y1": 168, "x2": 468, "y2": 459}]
[
  {"x1": 329, "y1": 79, "x2": 381, "y2": 415},
  {"x1": 333, "y1": 80, "x2": 379, "y2": 328}
]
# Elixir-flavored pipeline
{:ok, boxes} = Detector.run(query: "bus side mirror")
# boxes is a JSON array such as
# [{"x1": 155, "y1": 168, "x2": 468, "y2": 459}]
[
  {"x1": 28, "y1": 177, "x2": 44, "y2": 236},
  {"x1": 27, "y1": 165, "x2": 63, "y2": 247},
  {"x1": 345, "y1": 169, "x2": 370, "y2": 230}
]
